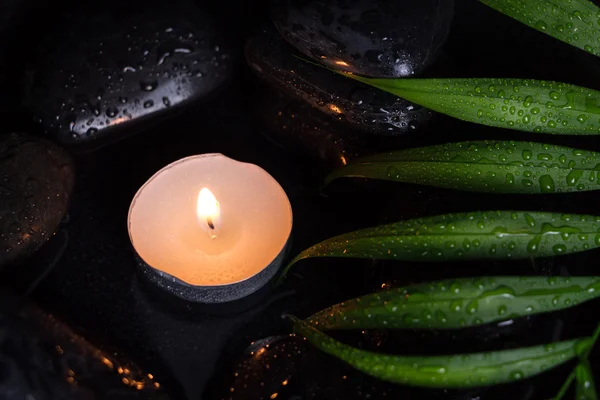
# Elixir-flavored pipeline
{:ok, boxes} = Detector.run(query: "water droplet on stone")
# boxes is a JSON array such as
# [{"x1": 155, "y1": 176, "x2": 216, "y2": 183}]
[
  {"x1": 106, "y1": 106, "x2": 118, "y2": 117},
  {"x1": 140, "y1": 80, "x2": 158, "y2": 91}
]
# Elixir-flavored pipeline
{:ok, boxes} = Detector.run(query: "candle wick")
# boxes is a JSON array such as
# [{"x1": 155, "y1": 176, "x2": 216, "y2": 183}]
[{"x1": 207, "y1": 216, "x2": 215, "y2": 230}]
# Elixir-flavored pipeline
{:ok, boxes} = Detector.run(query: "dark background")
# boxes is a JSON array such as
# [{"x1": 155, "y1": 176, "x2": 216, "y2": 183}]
[{"x1": 2, "y1": 0, "x2": 600, "y2": 399}]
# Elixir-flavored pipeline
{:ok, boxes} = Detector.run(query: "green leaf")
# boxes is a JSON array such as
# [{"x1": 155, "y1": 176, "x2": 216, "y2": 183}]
[
  {"x1": 555, "y1": 323, "x2": 600, "y2": 400},
  {"x1": 288, "y1": 315, "x2": 591, "y2": 388},
  {"x1": 281, "y1": 211, "x2": 600, "y2": 278},
  {"x1": 479, "y1": 0, "x2": 600, "y2": 57},
  {"x1": 334, "y1": 74, "x2": 600, "y2": 135},
  {"x1": 306, "y1": 276, "x2": 600, "y2": 331},
  {"x1": 576, "y1": 361, "x2": 598, "y2": 400},
  {"x1": 324, "y1": 141, "x2": 600, "y2": 194}
]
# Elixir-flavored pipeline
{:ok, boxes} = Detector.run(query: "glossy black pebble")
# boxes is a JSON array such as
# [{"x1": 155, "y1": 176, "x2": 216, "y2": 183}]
[
  {"x1": 0, "y1": 292, "x2": 167, "y2": 399},
  {"x1": 246, "y1": 26, "x2": 433, "y2": 135},
  {"x1": 271, "y1": 0, "x2": 454, "y2": 78},
  {"x1": 0, "y1": 133, "x2": 74, "y2": 270},
  {"x1": 24, "y1": 4, "x2": 232, "y2": 152},
  {"x1": 255, "y1": 90, "x2": 405, "y2": 167}
]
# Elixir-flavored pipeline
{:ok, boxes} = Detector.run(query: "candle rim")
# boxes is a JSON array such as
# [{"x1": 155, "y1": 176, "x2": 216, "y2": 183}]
[{"x1": 127, "y1": 153, "x2": 293, "y2": 287}]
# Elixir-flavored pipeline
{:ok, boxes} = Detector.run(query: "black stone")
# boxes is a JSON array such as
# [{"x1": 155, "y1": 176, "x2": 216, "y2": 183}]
[
  {"x1": 0, "y1": 133, "x2": 74, "y2": 270},
  {"x1": 246, "y1": 26, "x2": 434, "y2": 135},
  {"x1": 256, "y1": 90, "x2": 363, "y2": 167},
  {"x1": 23, "y1": 2, "x2": 232, "y2": 152},
  {"x1": 271, "y1": 0, "x2": 454, "y2": 78},
  {"x1": 255, "y1": 90, "x2": 406, "y2": 167},
  {"x1": 0, "y1": 291, "x2": 168, "y2": 399}
]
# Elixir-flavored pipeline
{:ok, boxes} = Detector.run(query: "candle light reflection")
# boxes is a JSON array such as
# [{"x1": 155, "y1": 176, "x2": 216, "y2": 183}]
[{"x1": 327, "y1": 104, "x2": 343, "y2": 114}]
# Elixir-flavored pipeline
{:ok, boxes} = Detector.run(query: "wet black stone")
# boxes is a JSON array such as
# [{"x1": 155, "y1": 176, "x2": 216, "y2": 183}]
[
  {"x1": 24, "y1": 3, "x2": 232, "y2": 152},
  {"x1": 255, "y1": 90, "x2": 406, "y2": 168},
  {"x1": 246, "y1": 26, "x2": 434, "y2": 135},
  {"x1": 271, "y1": 0, "x2": 454, "y2": 78},
  {"x1": 256, "y1": 91, "x2": 362, "y2": 167},
  {"x1": 0, "y1": 291, "x2": 168, "y2": 399},
  {"x1": 0, "y1": 133, "x2": 74, "y2": 270}
]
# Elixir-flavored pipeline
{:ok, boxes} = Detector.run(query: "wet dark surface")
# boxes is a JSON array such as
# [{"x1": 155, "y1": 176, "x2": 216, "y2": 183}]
[
  {"x1": 254, "y1": 89, "x2": 420, "y2": 167},
  {"x1": 0, "y1": 133, "x2": 74, "y2": 270},
  {"x1": 23, "y1": 1, "x2": 233, "y2": 152},
  {"x1": 1, "y1": 0, "x2": 600, "y2": 400},
  {"x1": 246, "y1": 25, "x2": 434, "y2": 135},
  {"x1": 271, "y1": 0, "x2": 454, "y2": 78},
  {"x1": 0, "y1": 291, "x2": 167, "y2": 399}
]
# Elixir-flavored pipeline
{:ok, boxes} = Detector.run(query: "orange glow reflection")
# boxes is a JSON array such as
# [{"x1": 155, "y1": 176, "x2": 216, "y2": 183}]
[
  {"x1": 255, "y1": 347, "x2": 266, "y2": 357},
  {"x1": 109, "y1": 117, "x2": 129, "y2": 126},
  {"x1": 327, "y1": 104, "x2": 343, "y2": 114},
  {"x1": 101, "y1": 357, "x2": 114, "y2": 369}
]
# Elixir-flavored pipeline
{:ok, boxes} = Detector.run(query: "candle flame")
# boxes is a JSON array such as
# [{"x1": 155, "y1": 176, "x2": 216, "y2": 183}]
[{"x1": 197, "y1": 188, "x2": 220, "y2": 237}]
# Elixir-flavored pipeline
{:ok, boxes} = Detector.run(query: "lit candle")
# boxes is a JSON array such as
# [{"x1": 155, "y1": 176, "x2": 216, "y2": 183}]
[{"x1": 127, "y1": 154, "x2": 293, "y2": 303}]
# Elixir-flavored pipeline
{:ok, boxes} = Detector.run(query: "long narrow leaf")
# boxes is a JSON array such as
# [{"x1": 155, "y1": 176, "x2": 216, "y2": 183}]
[
  {"x1": 576, "y1": 361, "x2": 598, "y2": 399},
  {"x1": 480, "y1": 0, "x2": 600, "y2": 57},
  {"x1": 282, "y1": 211, "x2": 600, "y2": 279},
  {"x1": 335, "y1": 74, "x2": 600, "y2": 135},
  {"x1": 325, "y1": 141, "x2": 600, "y2": 194},
  {"x1": 288, "y1": 315, "x2": 590, "y2": 388},
  {"x1": 306, "y1": 276, "x2": 600, "y2": 330}
]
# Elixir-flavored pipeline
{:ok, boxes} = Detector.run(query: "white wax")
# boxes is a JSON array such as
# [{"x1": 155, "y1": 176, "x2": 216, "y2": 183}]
[{"x1": 128, "y1": 154, "x2": 292, "y2": 286}]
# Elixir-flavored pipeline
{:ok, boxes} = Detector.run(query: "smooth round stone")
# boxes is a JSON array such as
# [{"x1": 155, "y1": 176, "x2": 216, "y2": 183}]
[
  {"x1": 255, "y1": 90, "x2": 404, "y2": 167},
  {"x1": 24, "y1": 4, "x2": 232, "y2": 152},
  {"x1": 0, "y1": 292, "x2": 166, "y2": 399},
  {"x1": 246, "y1": 27, "x2": 433, "y2": 135},
  {"x1": 271, "y1": 0, "x2": 454, "y2": 78},
  {"x1": 256, "y1": 90, "x2": 363, "y2": 167},
  {"x1": 0, "y1": 133, "x2": 74, "y2": 270}
]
